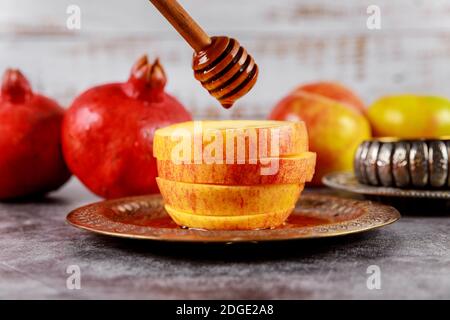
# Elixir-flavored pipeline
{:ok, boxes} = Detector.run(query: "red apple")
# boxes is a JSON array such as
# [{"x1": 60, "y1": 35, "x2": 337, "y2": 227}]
[
  {"x1": 295, "y1": 81, "x2": 367, "y2": 115},
  {"x1": 269, "y1": 89, "x2": 371, "y2": 185}
]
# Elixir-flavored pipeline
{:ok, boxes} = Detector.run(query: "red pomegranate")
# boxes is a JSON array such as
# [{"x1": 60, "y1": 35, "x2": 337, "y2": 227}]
[
  {"x1": 0, "y1": 69, "x2": 70, "y2": 200},
  {"x1": 62, "y1": 56, "x2": 192, "y2": 198}
]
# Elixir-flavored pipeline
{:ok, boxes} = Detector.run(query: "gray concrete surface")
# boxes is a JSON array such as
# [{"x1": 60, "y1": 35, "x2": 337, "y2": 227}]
[{"x1": 0, "y1": 179, "x2": 449, "y2": 299}]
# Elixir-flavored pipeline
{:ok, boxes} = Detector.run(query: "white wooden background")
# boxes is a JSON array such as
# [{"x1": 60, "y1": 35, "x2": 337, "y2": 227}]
[{"x1": 1, "y1": 0, "x2": 450, "y2": 119}]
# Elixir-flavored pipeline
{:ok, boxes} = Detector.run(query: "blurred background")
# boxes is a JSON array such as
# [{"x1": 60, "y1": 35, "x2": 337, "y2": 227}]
[{"x1": 1, "y1": 0, "x2": 450, "y2": 119}]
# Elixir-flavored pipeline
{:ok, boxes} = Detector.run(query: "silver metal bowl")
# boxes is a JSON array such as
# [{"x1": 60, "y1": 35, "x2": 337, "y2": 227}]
[{"x1": 354, "y1": 138, "x2": 450, "y2": 189}]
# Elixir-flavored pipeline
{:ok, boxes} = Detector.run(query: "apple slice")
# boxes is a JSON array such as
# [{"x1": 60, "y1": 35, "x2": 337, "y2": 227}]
[
  {"x1": 165, "y1": 205, "x2": 294, "y2": 230},
  {"x1": 157, "y1": 152, "x2": 316, "y2": 185},
  {"x1": 153, "y1": 120, "x2": 308, "y2": 161},
  {"x1": 156, "y1": 177, "x2": 303, "y2": 216}
]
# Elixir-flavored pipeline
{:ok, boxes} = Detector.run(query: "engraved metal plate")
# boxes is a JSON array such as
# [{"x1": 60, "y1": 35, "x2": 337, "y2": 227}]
[{"x1": 67, "y1": 193, "x2": 400, "y2": 243}]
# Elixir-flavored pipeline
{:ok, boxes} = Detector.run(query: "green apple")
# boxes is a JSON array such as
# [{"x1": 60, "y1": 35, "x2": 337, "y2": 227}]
[{"x1": 368, "y1": 95, "x2": 450, "y2": 138}]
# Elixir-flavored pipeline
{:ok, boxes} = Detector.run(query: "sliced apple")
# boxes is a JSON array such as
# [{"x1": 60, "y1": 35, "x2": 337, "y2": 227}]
[
  {"x1": 153, "y1": 120, "x2": 308, "y2": 161},
  {"x1": 156, "y1": 177, "x2": 303, "y2": 216},
  {"x1": 157, "y1": 152, "x2": 315, "y2": 185},
  {"x1": 165, "y1": 205, "x2": 294, "y2": 230}
]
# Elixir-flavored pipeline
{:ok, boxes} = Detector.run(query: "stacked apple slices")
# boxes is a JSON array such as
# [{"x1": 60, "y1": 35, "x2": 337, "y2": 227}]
[{"x1": 154, "y1": 120, "x2": 316, "y2": 230}]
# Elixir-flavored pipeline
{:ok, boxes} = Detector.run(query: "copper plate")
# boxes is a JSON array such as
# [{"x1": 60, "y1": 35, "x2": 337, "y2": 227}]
[
  {"x1": 323, "y1": 172, "x2": 450, "y2": 199},
  {"x1": 66, "y1": 193, "x2": 400, "y2": 243}
]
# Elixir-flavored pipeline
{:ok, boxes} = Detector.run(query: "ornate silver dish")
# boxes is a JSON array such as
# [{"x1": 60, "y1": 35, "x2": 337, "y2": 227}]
[
  {"x1": 354, "y1": 138, "x2": 450, "y2": 189},
  {"x1": 323, "y1": 172, "x2": 450, "y2": 199}
]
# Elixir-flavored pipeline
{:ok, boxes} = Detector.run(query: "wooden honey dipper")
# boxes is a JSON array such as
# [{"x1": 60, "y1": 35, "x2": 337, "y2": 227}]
[{"x1": 149, "y1": 0, "x2": 259, "y2": 109}]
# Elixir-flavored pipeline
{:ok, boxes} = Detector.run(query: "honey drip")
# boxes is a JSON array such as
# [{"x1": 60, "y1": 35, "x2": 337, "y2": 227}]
[{"x1": 193, "y1": 36, "x2": 259, "y2": 109}]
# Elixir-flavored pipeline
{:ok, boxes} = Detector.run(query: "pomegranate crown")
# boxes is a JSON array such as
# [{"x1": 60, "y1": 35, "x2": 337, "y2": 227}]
[
  {"x1": 126, "y1": 55, "x2": 167, "y2": 100},
  {"x1": 1, "y1": 69, "x2": 33, "y2": 103}
]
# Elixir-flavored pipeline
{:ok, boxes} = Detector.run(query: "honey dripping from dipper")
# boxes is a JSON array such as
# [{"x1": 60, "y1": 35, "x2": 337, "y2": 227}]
[
  {"x1": 148, "y1": 0, "x2": 258, "y2": 109},
  {"x1": 193, "y1": 36, "x2": 259, "y2": 109}
]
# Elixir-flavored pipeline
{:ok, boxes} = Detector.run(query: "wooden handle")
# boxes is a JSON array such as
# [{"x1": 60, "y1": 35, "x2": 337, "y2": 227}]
[{"x1": 149, "y1": 0, "x2": 212, "y2": 52}]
